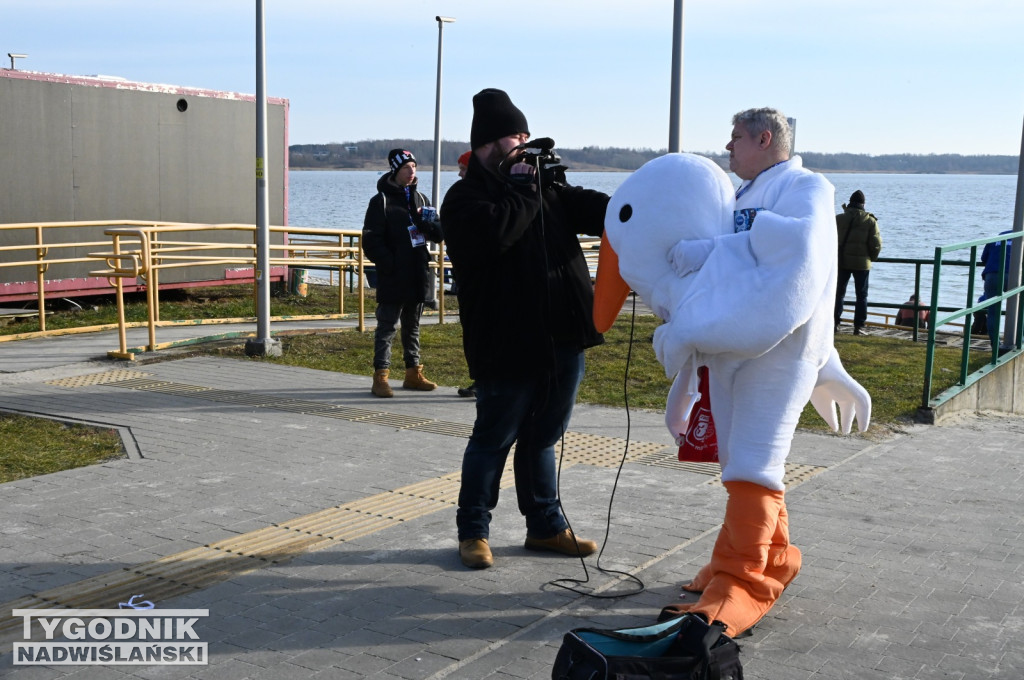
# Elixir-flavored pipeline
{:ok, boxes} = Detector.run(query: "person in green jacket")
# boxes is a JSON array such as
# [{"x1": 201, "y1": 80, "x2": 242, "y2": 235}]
[{"x1": 834, "y1": 190, "x2": 882, "y2": 335}]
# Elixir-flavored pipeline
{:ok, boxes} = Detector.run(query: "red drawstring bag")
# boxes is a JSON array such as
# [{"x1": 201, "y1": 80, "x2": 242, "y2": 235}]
[{"x1": 678, "y1": 366, "x2": 718, "y2": 463}]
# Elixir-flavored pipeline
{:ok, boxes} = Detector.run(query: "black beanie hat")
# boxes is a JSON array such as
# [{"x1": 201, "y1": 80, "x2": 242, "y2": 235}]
[
  {"x1": 850, "y1": 190, "x2": 865, "y2": 205},
  {"x1": 388, "y1": 149, "x2": 416, "y2": 174},
  {"x1": 470, "y1": 88, "x2": 530, "y2": 149}
]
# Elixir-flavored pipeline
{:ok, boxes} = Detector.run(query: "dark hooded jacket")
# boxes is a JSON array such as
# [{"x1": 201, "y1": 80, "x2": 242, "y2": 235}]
[
  {"x1": 362, "y1": 173, "x2": 444, "y2": 303},
  {"x1": 440, "y1": 153, "x2": 608, "y2": 380},
  {"x1": 836, "y1": 203, "x2": 882, "y2": 271}
]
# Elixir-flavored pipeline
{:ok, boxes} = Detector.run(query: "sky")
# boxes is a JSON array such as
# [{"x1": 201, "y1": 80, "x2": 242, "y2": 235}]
[{"x1": 4, "y1": 1, "x2": 1024, "y2": 156}]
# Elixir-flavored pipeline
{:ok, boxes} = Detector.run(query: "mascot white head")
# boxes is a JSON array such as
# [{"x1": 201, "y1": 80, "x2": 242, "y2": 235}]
[{"x1": 594, "y1": 153, "x2": 734, "y2": 332}]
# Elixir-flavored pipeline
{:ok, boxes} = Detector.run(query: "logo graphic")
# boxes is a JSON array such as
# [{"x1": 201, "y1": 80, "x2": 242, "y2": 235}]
[
  {"x1": 684, "y1": 406, "x2": 716, "y2": 451},
  {"x1": 733, "y1": 208, "x2": 758, "y2": 232},
  {"x1": 13, "y1": 609, "x2": 209, "y2": 666}
]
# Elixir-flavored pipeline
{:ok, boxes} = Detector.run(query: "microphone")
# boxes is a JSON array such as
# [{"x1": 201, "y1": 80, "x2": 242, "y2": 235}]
[{"x1": 514, "y1": 137, "x2": 556, "y2": 152}]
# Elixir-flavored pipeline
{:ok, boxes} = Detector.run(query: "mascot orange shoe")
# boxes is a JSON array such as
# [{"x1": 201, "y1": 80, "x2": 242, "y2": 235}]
[{"x1": 659, "y1": 482, "x2": 801, "y2": 634}]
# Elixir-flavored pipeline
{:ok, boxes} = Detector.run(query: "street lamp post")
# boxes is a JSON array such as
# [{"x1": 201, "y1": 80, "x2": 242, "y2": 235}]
[
  {"x1": 432, "y1": 16, "x2": 455, "y2": 319},
  {"x1": 245, "y1": 0, "x2": 281, "y2": 357},
  {"x1": 668, "y1": 0, "x2": 684, "y2": 152},
  {"x1": 432, "y1": 16, "x2": 455, "y2": 208}
]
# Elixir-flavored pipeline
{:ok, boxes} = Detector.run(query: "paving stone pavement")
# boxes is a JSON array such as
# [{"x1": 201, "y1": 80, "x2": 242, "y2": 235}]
[{"x1": 0, "y1": 324, "x2": 1021, "y2": 679}]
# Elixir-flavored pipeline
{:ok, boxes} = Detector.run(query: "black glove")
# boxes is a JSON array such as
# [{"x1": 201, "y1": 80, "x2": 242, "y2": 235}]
[{"x1": 540, "y1": 162, "x2": 568, "y2": 190}]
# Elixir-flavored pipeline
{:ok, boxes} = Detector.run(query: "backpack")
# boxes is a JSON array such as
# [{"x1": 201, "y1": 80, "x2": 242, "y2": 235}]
[{"x1": 552, "y1": 613, "x2": 743, "y2": 680}]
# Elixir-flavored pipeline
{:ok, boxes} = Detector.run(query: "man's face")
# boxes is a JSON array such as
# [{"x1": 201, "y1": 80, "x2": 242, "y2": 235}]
[
  {"x1": 726, "y1": 123, "x2": 767, "y2": 181},
  {"x1": 496, "y1": 133, "x2": 529, "y2": 156},
  {"x1": 394, "y1": 162, "x2": 416, "y2": 186},
  {"x1": 478, "y1": 133, "x2": 530, "y2": 173}
]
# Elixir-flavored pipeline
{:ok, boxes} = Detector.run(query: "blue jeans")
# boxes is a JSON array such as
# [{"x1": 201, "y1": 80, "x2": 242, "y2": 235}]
[
  {"x1": 456, "y1": 348, "x2": 585, "y2": 541},
  {"x1": 835, "y1": 269, "x2": 870, "y2": 328},
  {"x1": 373, "y1": 302, "x2": 423, "y2": 370}
]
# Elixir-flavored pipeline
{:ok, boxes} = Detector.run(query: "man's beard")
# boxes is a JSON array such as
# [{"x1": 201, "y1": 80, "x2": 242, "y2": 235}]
[{"x1": 482, "y1": 145, "x2": 519, "y2": 176}]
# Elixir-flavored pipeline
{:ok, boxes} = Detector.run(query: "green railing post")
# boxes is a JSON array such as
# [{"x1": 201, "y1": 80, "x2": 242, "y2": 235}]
[
  {"x1": 995, "y1": 239, "x2": 1008, "y2": 355},
  {"x1": 922, "y1": 246, "x2": 942, "y2": 409},
  {"x1": 1016, "y1": 288, "x2": 1024, "y2": 349},
  {"x1": 911, "y1": 262, "x2": 923, "y2": 342},
  {"x1": 959, "y1": 245, "x2": 978, "y2": 385}
]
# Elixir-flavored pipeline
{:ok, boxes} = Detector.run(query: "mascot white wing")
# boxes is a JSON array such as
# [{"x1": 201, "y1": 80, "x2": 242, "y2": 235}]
[{"x1": 811, "y1": 347, "x2": 872, "y2": 434}]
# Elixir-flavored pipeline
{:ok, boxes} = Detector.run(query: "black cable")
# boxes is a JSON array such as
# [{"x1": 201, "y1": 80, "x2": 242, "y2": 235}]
[
  {"x1": 548, "y1": 293, "x2": 646, "y2": 598},
  {"x1": 520, "y1": 148, "x2": 644, "y2": 597}
]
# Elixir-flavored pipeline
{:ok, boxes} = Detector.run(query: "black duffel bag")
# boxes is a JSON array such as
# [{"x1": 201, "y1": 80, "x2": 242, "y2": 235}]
[{"x1": 552, "y1": 613, "x2": 742, "y2": 680}]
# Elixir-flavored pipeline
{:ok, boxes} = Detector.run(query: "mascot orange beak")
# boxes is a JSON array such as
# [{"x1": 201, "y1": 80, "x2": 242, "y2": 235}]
[{"x1": 592, "y1": 235, "x2": 631, "y2": 333}]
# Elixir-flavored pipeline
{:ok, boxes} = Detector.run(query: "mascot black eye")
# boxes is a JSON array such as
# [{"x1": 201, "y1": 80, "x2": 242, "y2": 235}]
[{"x1": 618, "y1": 204, "x2": 632, "y2": 222}]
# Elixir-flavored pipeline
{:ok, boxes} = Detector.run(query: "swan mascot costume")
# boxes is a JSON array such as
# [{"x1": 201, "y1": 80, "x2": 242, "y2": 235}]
[{"x1": 592, "y1": 152, "x2": 870, "y2": 636}]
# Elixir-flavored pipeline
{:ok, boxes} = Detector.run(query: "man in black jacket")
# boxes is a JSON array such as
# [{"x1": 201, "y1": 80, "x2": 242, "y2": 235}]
[
  {"x1": 362, "y1": 149, "x2": 444, "y2": 397},
  {"x1": 441, "y1": 88, "x2": 609, "y2": 569}
]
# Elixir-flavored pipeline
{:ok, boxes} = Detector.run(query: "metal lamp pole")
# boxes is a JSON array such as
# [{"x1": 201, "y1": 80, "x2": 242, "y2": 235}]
[
  {"x1": 245, "y1": 0, "x2": 281, "y2": 357},
  {"x1": 432, "y1": 16, "x2": 455, "y2": 319},
  {"x1": 668, "y1": 0, "x2": 683, "y2": 152},
  {"x1": 432, "y1": 16, "x2": 455, "y2": 208},
  {"x1": 1001, "y1": 114, "x2": 1024, "y2": 350}
]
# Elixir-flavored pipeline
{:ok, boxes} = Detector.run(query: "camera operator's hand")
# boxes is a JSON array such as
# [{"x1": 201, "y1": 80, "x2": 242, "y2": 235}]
[
  {"x1": 540, "y1": 163, "x2": 568, "y2": 190},
  {"x1": 508, "y1": 161, "x2": 537, "y2": 188}
]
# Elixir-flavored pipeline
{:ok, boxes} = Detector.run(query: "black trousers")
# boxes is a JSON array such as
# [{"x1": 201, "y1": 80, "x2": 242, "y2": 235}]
[{"x1": 834, "y1": 269, "x2": 870, "y2": 328}]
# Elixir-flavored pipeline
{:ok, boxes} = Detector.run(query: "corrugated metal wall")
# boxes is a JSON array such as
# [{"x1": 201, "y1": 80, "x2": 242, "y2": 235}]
[{"x1": 0, "y1": 71, "x2": 287, "y2": 295}]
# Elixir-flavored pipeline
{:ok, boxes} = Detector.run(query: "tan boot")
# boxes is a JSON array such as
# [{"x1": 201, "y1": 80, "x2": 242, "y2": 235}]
[
  {"x1": 459, "y1": 538, "x2": 493, "y2": 569},
  {"x1": 403, "y1": 365, "x2": 437, "y2": 391},
  {"x1": 524, "y1": 528, "x2": 598, "y2": 556},
  {"x1": 371, "y1": 369, "x2": 393, "y2": 398}
]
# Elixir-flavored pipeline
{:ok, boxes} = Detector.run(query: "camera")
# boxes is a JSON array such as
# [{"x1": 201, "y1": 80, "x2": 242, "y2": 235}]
[
  {"x1": 513, "y1": 137, "x2": 560, "y2": 165},
  {"x1": 503, "y1": 137, "x2": 568, "y2": 188}
]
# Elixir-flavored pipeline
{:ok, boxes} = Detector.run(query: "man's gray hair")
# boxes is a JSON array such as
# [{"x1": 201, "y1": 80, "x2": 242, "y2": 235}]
[{"x1": 732, "y1": 108, "x2": 792, "y2": 157}]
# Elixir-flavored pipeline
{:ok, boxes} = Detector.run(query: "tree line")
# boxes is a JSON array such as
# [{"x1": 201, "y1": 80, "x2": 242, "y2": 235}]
[{"x1": 290, "y1": 140, "x2": 1019, "y2": 175}]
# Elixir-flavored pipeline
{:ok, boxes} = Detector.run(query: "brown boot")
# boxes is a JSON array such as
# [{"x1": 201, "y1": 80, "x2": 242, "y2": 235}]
[
  {"x1": 524, "y1": 528, "x2": 598, "y2": 556},
  {"x1": 459, "y1": 538, "x2": 493, "y2": 569},
  {"x1": 403, "y1": 365, "x2": 437, "y2": 391},
  {"x1": 371, "y1": 369, "x2": 393, "y2": 398}
]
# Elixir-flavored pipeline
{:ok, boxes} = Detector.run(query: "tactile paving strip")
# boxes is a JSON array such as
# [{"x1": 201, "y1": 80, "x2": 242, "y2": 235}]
[
  {"x1": 45, "y1": 370, "x2": 152, "y2": 388},
  {"x1": 45, "y1": 374, "x2": 675, "y2": 463},
  {"x1": 555, "y1": 432, "x2": 669, "y2": 467},
  {"x1": 632, "y1": 448, "x2": 722, "y2": 476},
  {"x1": 703, "y1": 462, "x2": 826, "y2": 488},
  {"x1": 632, "y1": 449, "x2": 827, "y2": 489}
]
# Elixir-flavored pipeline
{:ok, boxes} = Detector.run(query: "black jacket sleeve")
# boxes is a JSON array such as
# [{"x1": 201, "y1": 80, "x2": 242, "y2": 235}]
[{"x1": 361, "y1": 194, "x2": 395, "y2": 273}]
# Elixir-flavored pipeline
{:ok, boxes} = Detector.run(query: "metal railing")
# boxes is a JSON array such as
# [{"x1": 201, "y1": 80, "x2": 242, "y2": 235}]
[
  {"x1": 835, "y1": 255, "x2": 982, "y2": 342},
  {"x1": 921, "y1": 233, "x2": 1023, "y2": 409},
  {"x1": 86, "y1": 222, "x2": 382, "y2": 358},
  {"x1": 15, "y1": 220, "x2": 1016, "y2": 408},
  {"x1": 0, "y1": 220, "x2": 183, "y2": 332},
  {"x1": 1, "y1": 220, "x2": 462, "y2": 358}
]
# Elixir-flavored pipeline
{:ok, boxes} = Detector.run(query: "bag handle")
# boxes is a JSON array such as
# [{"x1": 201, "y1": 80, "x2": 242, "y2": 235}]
[{"x1": 698, "y1": 620, "x2": 729, "y2": 680}]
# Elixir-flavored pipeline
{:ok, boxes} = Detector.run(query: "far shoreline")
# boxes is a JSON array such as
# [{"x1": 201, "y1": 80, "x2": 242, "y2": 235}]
[{"x1": 288, "y1": 166, "x2": 1017, "y2": 176}]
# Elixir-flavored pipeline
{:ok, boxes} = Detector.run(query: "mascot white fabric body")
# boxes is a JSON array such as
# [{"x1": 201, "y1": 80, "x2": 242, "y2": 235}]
[{"x1": 593, "y1": 152, "x2": 870, "y2": 635}]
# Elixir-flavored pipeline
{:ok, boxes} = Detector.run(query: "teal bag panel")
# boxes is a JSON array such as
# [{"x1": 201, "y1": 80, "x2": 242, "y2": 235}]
[{"x1": 576, "y1": 617, "x2": 684, "y2": 657}]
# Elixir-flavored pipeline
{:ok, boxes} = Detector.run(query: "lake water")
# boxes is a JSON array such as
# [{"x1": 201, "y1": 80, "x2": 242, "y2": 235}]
[{"x1": 287, "y1": 168, "x2": 1020, "y2": 315}]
